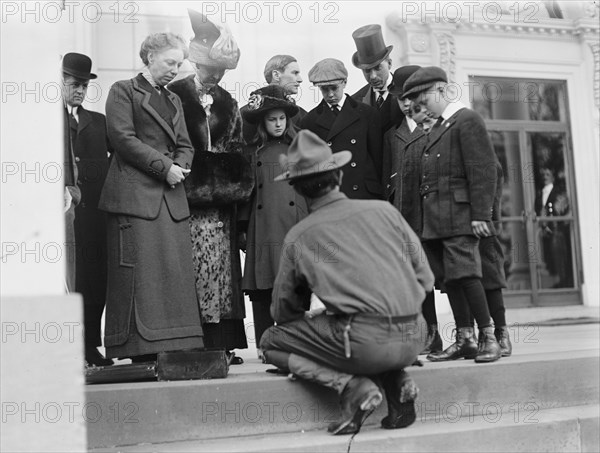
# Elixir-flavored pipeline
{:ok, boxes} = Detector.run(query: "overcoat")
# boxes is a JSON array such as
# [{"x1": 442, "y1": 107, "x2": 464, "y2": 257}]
[
  {"x1": 100, "y1": 74, "x2": 202, "y2": 353},
  {"x1": 352, "y1": 83, "x2": 404, "y2": 134},
  {"x1": 241, "y1": 140, "x2": 308, "y2": 291},
  {"x1": 383, "y1": 120, "x2": 426, "y2": 235},
  {"x1": 420, "y1": 108, "x2": 497, "y2": 240},
  {"x1": 71, "y1": 106, "x2": 110, "y2": 347},
  {"x1": 169, "y1": 75, "x2": 251, "y2": 348},
  {"x1": 300, "y1": 95, "x2": 384, "y2": 200}
]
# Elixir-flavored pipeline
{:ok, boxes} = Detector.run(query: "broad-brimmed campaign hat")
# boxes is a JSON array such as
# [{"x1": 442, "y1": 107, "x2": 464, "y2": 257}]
[
  {"x1": 275, "y1": 130, "x2": 352, "y2": 181},
  {"x1": 243, "y1": 85, "x2": 299, "y2": 124},
  {"x1": 308, "y1": 58, "x2": 348, "y2": 86},
  {"x1": 388, "y1": 65, "x2": 421, "y2": 96},
  {"x1": 401, "y1": 66, "x2": 448, "y2": 99},
  {"x1": 351, "y1": 24, "x2": 393, "y2": 70},
  {"x1": 62, "y1": 52, "x2": 97, "y2": 80}
]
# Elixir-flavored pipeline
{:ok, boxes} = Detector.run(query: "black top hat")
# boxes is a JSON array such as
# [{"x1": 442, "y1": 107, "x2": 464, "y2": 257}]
[
  {"x1": 242, "y1": 85, "x2": 299, "y2": 124},
  {"x1": 351, "y1": 24, "x2": 393, "y2": 70},
  {"x1": 62, "y1": 52, "x2": 97, "y2": 80},
  {"x1": 389, "y1": 65, "x2": 421, "y2": 96}
]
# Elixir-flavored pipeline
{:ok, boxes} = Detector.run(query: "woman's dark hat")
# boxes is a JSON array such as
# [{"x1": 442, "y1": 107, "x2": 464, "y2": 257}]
[
  {"x1": 62, "y1": 52, "x2": 97, "y2": 80},
  {"x1": 351, "y1": 24, "x2": 393, "y2": 70},
  {"x1": 242, "y1": 85, "x2": 299, "y2": 124},
  {"x1": 389, "y1": 65, "x2": 421, "y2": 96},
  {"x1": 275, "y1": 130, "x2": 352, "y2": 181}
]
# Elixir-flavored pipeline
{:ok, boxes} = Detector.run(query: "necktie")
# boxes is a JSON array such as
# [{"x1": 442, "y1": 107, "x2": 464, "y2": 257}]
[
  {"x1": 69, "y1": 110, "x2": 78, "y2": 130},
  {"x1": 376, "y1": 93, "x2": 385, "y2": 109},
  {"x1": 331, "y1": 104, "x2": 339, "y2": 116}
]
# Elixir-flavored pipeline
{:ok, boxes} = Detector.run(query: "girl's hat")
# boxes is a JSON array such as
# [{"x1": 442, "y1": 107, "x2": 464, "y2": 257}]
[{"x1": 243, "y1": 85, "x2": 299, "y2": 124}]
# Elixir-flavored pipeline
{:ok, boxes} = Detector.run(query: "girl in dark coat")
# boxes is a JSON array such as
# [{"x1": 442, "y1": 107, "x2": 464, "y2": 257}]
[{"x1": 240, "y1": 85, "x2": 308, "y2": 356}]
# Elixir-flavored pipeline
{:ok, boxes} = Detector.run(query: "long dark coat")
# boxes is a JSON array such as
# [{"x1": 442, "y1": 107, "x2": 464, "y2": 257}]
[
  {"x1": 383, "y1": 120, "x2": 426, "y2": 236},
  {"x1": 168, "y1": 75, "x2": 252, "y2": 350},
  {"x1": 300, "y1": 95, "x2": 384, "y2": 199},
  {"x1": 352, "y1": 83, "x2": 404, "y2": 134},
  {"x1": 100, "y1": 74, "x2": 202, "y2": 354},
  {"x1": 72, "y1": 106, "x2": 110, "y2": 347},
  {"x1": 241, "y1": 140, "x2": 308, "y2": 291},
  {"x1": 420, "y1": 108, "x2": 497, "y2": 240}
]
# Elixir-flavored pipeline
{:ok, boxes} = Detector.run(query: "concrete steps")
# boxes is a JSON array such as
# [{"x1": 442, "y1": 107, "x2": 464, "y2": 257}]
[{"x1": 87, "y1": 324, "x2": 600, "y2": 452}]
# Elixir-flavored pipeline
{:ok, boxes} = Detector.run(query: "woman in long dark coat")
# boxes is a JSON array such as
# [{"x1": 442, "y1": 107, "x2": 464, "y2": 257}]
[
  {"x1": 99, "y1": 32, "x2": 203, "y2": 361},
  {"x1": 168, "y1": 10, "x2": 253, "y2": 363},
  {"x1": 240, "y1": 85, "x2": 308, "y2": 355}
]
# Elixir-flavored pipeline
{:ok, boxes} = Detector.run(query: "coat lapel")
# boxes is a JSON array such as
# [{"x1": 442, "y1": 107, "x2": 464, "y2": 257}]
[
  {"x1": 77, "y1": 106, "x2": 91, "y2": 134},
  {"x1": 361, "y1": 86, "x2": 373, "y2": 106},
  {"x1": 133, "y1": 75, "x2": 177, "y2": 144},
  {"x1": 424, "y1": 115, "x2": 457, "y2": 152},
  {"x1": 327, "y1": 98, "x2": 360, "y2": 141},
  {"x1": 315, "y1": 101, "x2": 336, "y2": 131}
]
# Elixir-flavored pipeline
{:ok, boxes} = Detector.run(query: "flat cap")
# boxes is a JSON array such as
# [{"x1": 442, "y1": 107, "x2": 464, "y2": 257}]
[
  {"x1": 401, "y1": 66, "x2": 448, "y2": 99},
  {"x1": 308, "y1": 58, "x2": 348, "y2": 86}
]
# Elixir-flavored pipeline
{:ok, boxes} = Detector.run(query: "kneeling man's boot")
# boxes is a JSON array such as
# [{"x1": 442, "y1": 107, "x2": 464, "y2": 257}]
[
  {"x1": 381, "y1": 369, "x2": 418, "y2": 429},
  {"x1": 427, "y1": 327, "x2": 477, "y2": 362},
  {"x1": 475, "y1": 327, "x2": 502, "y2": 363},
  {"x1": 327, "y1": 376, "x2": 383, "y2": 435}
]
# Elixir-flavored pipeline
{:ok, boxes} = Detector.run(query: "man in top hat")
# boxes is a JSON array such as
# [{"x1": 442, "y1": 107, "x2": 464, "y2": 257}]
[
  {"x1": 351, "y1": 24, "x2": 403, "y2": 134},
  {"x1": 300, "y1": 58, "x2": 384, "y2": 200},
  {"x1": 260, "y1": 130, "x2": 433, "y2": 435},
  {"x1": 62, "y1": 52, "x2": 112, "y2": 366},
  {"x1": 241, "y1": 54, "x2": 307, "y2": 143},
  {"x1": 401, "y1": 66, "x2": 502, "y2": 363}
]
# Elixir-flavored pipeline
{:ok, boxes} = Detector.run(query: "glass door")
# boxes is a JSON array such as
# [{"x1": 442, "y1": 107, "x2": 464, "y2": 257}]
[{"x1": 471, "y1": 77, "x2": 581, "y2": 307}]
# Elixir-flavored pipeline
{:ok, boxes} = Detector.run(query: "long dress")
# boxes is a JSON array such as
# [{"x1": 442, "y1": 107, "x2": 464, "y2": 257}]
[{"x1": 169, "y1": 74, "x2": 254, "y2": 350}]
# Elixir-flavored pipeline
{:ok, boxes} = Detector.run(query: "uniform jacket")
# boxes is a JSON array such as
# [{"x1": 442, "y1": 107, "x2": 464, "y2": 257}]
[
  {"x1": 420, "y1": 108, "x2": 497, "y2": 240},
  {"x1": 352, "y1": 83, "x2": 404, "y2": 134},
  {"x1": 241, "y1": 139, "x2": 308, "y2": 291},
  {"x1": 383, "y1": 119, "x2": 426, "y2": 235},
  {"x1": 300, "y1": 95, "x2": 383, "y2": 199},
  {"x1": 99, "y1": 74, "x2": 194, "y2": 220}
]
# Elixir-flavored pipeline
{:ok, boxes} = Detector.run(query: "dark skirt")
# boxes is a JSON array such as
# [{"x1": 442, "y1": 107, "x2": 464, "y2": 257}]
[{"x1": 104, "y1": 198, "x2": 204, "y2": 359}]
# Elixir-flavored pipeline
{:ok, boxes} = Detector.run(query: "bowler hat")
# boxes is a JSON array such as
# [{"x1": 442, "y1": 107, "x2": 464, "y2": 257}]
[
  {"x1": 275, "y1": 130, "x2": 352, "y2": 181},
  {"x1": 401, "y1": 66, "x2": 447, "y2": 100},
  {"x1": 388, "y1": 65, "x2": 421, "y2": 96},
  {"x1": 351, "y1": 24, "x2": 393, "y2": 70},
  {"x1": 243, "y1": 85, "x2": 299, "y2": 124},
  {"x1": 308, "y1": 58, "x2": 348, "y2": 86},
  {"x1": 62, "y1": 52, "x2": 97, "y2": 80}
]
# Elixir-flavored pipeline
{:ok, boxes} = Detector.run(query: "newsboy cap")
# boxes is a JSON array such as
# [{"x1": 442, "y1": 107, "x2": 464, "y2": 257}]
[
  {"x1": 401, "y1": 66, "x2": 448, "y2": 99},
  {"x1": 308, "y1": 58, "x2": 348, "y2": 86},
  {"x1": 388, "y1": 65, "x2": 421, "y2": 96}
]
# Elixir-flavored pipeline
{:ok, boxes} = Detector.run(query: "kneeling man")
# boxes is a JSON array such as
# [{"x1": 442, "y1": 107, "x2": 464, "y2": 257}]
[{"x1": 260, "y1": 130, "x2": 434, "y2": 435}]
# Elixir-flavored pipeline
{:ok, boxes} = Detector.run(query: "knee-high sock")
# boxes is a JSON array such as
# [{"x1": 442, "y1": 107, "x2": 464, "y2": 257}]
[
  {"x1": 460, "y1": 277, "x2": 492, "y2": 328},
  {"x1": 444, "y1": 282, "x2": 472, "y2": 329},
  {"x1": 485, "y1": 289, "x2": 506, "y2": 327},
  {"x1": 421, "y1": 291, "x2": 437, "y2": 327}
]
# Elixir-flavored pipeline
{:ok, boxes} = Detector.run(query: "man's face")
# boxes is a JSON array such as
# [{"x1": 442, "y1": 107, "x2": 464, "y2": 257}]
[
  {"x1": 62, "y1": 75, "x2": 89, "y2": 107},
  {"x1": 277, "y1": 62, "x2": 302, "y2": 95},
  {"x1": 319, "y1": 81, "x2": 346, "y2": 105},
  {"x1": 361, "y1": 59, "x2": 391, "y2": 91}
]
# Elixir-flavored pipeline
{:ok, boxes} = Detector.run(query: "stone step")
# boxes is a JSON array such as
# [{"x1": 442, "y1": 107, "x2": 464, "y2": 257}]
[
  {"x1": 87, "y1": 346, "x2": 599, "y2": 450},
  {"x1": 90, "y1": 404, "x2": 600, "y2": 452}
]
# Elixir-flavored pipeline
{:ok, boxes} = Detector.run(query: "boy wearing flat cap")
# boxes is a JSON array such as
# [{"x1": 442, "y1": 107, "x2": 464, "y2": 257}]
[
  {"x1": 402, "y1": 66, "x2": 502, "y2": 363},
  {"x1": 260, "y1": 130, "x2": 434, "y2": 435},
  {"x1": 300, "y1": 58, "x2": 384, "y2": 200}
]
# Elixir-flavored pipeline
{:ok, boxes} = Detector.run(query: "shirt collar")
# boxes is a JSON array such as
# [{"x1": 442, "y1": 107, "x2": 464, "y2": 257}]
[
  {"x1": 307, "y1": 190, "x2": 347, "y2": 213},
  {"x1": 327, "y1": 93, "x2": 346, "y2": 110},
  {"x1": 406, "y1": 116, "x2": 418, "y2": 133},
  {"x1": 441, "y1": 101, "x2": 467, "y2": 120},
  {"x1": 142, "y1": 67, "x2": 161, "y2": 92}
]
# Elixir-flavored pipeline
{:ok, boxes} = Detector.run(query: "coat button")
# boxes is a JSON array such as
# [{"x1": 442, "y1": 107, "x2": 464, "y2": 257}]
[
  {"x1": 326, "y1": 142, "x2": 332, "y2": 146},
  {"x1": 424, "y1": 185, "x2": 429, "y2": 191},
  {"x1": 423, "y1": 195, "x2": 428, "y2": 199},
  {"x1": 424, "y1": 151, "x2": 429, "y2": 157},
  {"x1": 257, "y1": 161, "x2": 262, "y2": 167},
  {"x1": 289, "y1": 201, "x2": 295, "y2": 206},
  {"x1": 350, "y1": 162, "x2": 356, "y2": 167},
  {"x1": 216, "y1": 221, "x2": 224, "y2": 228},
  {"x1": 75, "y1": 156, "x2": 80, "y2": 163},
  {"x1": 257, "y1": 204, "x2": 262, "y2": 210},
  {"x1": 258, "y1": 183, "x2": 263, "y2": 188},
  {"x1": 352, "y1": 185, "x2": 358, "y2": 191},
  {"x1": 437, "y1": 154, "x2": 441, "y2": 158},
  {"x1": 350, "y1": 139, "x2": 356, "y2": 144}
]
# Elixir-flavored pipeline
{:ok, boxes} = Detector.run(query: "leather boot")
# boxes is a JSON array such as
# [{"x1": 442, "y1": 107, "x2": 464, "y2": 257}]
[
  {"x1": 495, "y1": 326, "x2": 512, "y2": 357},
  {"x1": 474, "y1": 327, "x2": 502, "y2": 363},
  {"x1": 420, "y1": 325, "x2": 443, "y2": 355},
  {"x1": 327, "y1": 376, "x2": 383, "y2": 435},
  {"x1": 381, "y1": 369, "x2": 418, "y2": 429},
  {"x1": 427, "y1": 327, "x2": 478, "y2": 362}
]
